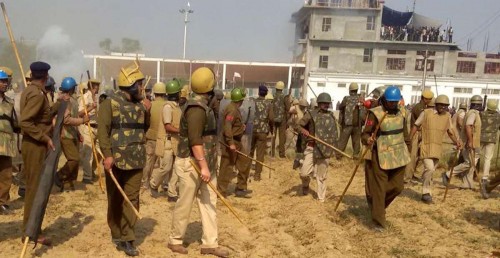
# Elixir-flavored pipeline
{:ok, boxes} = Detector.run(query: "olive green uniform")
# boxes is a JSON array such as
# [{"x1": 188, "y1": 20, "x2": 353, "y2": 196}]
[
  {"x1": 98, "y1": 91, "x2": 147, "y2": 242},
  {"x1": 272, "y1": 91, "x2": 288, "y2": 157},
  {"x1": 0, "y1": 95, "x2": 18, "y2": 207},
  {"x1": 479, "y1": 109, "x2": 500, "y2": 180},
  {"x1": 362, "y1": 106, "x2": 410, "y2": 227},
  {"x1": 338, "y1": 94, "x2": 362, "y2": 157},
  {"x1": 250, "y1": 96, "x2": 274, "y2": 180},
  {"x1": 20, "y1": 81, "x2": 56, "y2": 232},
  {"x1": 405, "y1": 101, "x2": 425, "y2": 182},
  {"x1": 218, "y1": 102, "x2": 251, "y2": 195}
]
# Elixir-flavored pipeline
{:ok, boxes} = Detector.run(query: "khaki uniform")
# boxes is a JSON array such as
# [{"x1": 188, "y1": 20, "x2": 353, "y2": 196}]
[
  {"x1": 414, "y1": 109, "x2": 454, "y2": 195},
  {"x1": 169, "y1": 94, "x2": 219, "y2": 248},
  {"x1": 20, "y1": 81, "x2": 56, "y2": 232},
  {"x1": 98, "y1": 91, "x2": 146, "y2": 242},
  {"x1": 298, "y1": 109, "x2": 338, "y2": 201},
  {"x1": 479, "y1": 109, "x2": 500, "y2": 179},
  {"x1": 249, "y1": 96, "x2": 274, "y2": 179},
  {"x1": 272, "y1": 91, "x2": 287, "y2": 157},
  {"x1": 338, "y1": 94, "x2": 362, "y2": 157},
  {"x1": 447, "y1": 109, "x2": 481, "y2": 189},
  {"x1": 218, "y1": 102, "x2": 251, "y2": 195},
  {"x1": 405, "y1": 101, "x2": 426, "y2": 182},
  {"x1": 78, "y1": 91, "x2": 100, "y2": 182},
  {"x1": 149, "y1": 100, "x2": 180, "y2": 198},
  {"x1": 0, "y1": 95, "x2": 17, "y2": 206},
  {"x1": 142, "y1": 96, "x2": 167, "y2": 188},
  {"x1": 362, "y1": 105, "x2": 410, "y2": 227}
]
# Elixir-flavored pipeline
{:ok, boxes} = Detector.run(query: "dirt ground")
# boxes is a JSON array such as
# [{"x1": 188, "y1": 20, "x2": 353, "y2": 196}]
[{"x1": 1, "y1": 154, "x2": 499, "y2": 258}]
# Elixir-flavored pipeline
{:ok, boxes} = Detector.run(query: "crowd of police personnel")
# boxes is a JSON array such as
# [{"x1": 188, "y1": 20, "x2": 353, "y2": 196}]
[{"x1": 0, "y1": 61, "x2": 499, "y2": 256}]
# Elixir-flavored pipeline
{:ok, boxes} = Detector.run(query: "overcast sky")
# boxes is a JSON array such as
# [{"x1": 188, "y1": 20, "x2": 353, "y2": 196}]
[{"x1": 3, "y1": 0, "x2": 500, "y2": 63}]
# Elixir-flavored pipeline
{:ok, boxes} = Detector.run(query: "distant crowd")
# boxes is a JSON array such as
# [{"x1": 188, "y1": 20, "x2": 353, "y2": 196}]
[{"x1": 381, "y1": 25, "x2": 453, "y2": 43}]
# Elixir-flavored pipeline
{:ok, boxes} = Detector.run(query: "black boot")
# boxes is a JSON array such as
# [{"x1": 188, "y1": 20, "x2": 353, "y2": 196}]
[{"x1": 116, "y1": 241, "x2": 139, "y2": 256}]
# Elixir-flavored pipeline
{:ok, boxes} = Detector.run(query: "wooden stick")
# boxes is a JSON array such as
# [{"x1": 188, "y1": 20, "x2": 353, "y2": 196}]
[
  {"x1": 1, "y1": 3, "x2": 28, "y2": 88},
  {"x1": 443, "y1": 151, "x2": 461, "y2": 201},
  {"x1": 108, "y1": 168, "x2": 142, "y2": 219},
  {"x1": 219, "y1": 141, "x2": 275, "y2": 172},
  {"x1": 189, "y1": 160, "x2": 246, "y2": 227},
  {"x1": 293, "y1": 131, "x2": 352, "y2": 159},
  {"x1": 334, "y1": 112, "x2": 387, "y2": 212},
  {"x1": 19, "y1": 236, "x2": 29, "y2": 258},
  {"x1": 79, "y1": 84, "x2": 105, "y2": 193}
]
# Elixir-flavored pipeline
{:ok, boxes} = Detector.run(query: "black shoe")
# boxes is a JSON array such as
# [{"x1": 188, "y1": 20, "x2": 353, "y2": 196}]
[
  {"x1": 480, "y1": 179, "x2": 490, "y2": 199},
  {"x1": 82, "y1": 178, "x2": 94, "y2": 185},
  {"x1": 293, "y1": 159, "x2": 300, "y2": 170},
  {"x1": 279, "y1": 154, "x2": 286, "y2": 159},
  {"x1": 150, "y1": 188, "x2": 160, "y2": 198},
  {"x1": 302, "y1": 186, "x2": 309, "y2": 196},
  {"x1": 54, "y1": 175, "x2": 64, "y2": 192},
  {"x1": 116, "y1": 241, "x2": 139, "y2": 256},
  {"x1": 0, "y1": 204, "x2": 11, "y2": 214},
  {"x1": 421, "y1": 193, "x2": 433, "y2": 204},
  {"x1": 167, "y1": 196, "x2": 178, "y2": 203},
  {"x1": 18, "y1": 188, "x2": 25, "y2": 198},
  {"x1": 235, "y1": 188, "x2": 253, "y2": 198},
  {"x1": 441, "y1": 173, "x2": 449, "y2": 186}
]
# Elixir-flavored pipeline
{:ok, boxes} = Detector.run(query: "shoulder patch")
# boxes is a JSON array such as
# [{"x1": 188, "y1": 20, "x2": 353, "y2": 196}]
[
  {"x1": 225, "y1": 115, "x2": 234, "y2": 121},
  {"x1": 365, "y1": 119, "x2": 374, "y2": 126}
]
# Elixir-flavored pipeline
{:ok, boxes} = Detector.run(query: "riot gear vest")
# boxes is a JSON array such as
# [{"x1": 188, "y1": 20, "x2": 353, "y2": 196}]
[
  {"x1": 61, "y1": 95, "x2": 80, "y2": 140},
  {"x1": 177, "y1": 95, "x2": 218, "y2": 172},
  {"x1": 145, "y1": 97, "x2": 167, "y2": 141},
  {"x1": 110, "y1": 92, "x2": 146, "y2": 170},
  {"x1": 480, "y1": 110, "x2": 500, "y2": 143},
  {"x1": 462, "y1": 109, "x2": 482, "y2": 148},
  {"x1": 421, "y1": 109, "x2": 450, "y2": 159},
  {"x1": 253, "y1": 97, "x2": 271, "y2": 134},
  {"x1": 372, "y1": 106, "x2": 410, "y2": 170},
  {"x1": 343, "y1": 95, "x2": 360, "y2": 126},
  {"x1": 0, "y1": 96, "x2": 16, "y2": 157},
  {"x1": 273, "y1": 92, "x2": 285, "y2": 123},
  {"x1": 309, "y1": 109, "x2": 338, "y2": 159},
  {"x1": 452, "y1": 109, "x2": 466, "y2": 135}
]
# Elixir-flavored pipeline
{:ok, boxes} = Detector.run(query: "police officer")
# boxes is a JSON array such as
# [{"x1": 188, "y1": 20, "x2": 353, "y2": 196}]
[
  {"x1": 98, "y1": 62, "x2": 147, "y2": 256},
  {"x1": 210, "y1": 89, "x2": 224, "y2": 121},
  {"x1": 179, "y1": 85, "x2": 190, "y2": 107},
  {"x1": 0, "y1": 70, "x2": 18, "y2": 214},
  {"x1": 79, "y1": 79, "x2": 101, "y2": 184},
  {"x1": 362, "y1": 86, "x2": 410, "y2": 231},
  {"x1": 45, "y1": 76, "x2": 56, "y2": 107},
  {"x1": 479, "y1": 99, "x2": 500, "y2": 198},
  {"x1": 338, "y1": 83, "x2": 362, "y2": 158},
  {"x1": 168, "y1": 67, "x2": 229, "y2": 257},
  {"x1": 218, "y1": 87, "x2": 252, "y2": 198},
  {"x1": 142, "y1": 82, "x2": 169, "y2": 191},
  {"x1": 452, "y1": 103, "x2": 467, "y2": 137},
  {"x1": 406, "y1": 89, "x2": 434, "y2": 183},
  {"x1": 149, "y1": 80, "x2": 181, "y2": 202},
  {"x1": 410, "y1": 95, "x2": 461, "y2": 203},
  {"x1": 298, "y1": 93, "x2": 338, "y2": 202},
  {"x1": 272, "y1": 81, "x2": 288, "y2": 158},
  {"x1": 291, "y1": 99, "x2": 308, "y2": 169},
  {"x1": 20, "y1": 61, "x2": 54, "y2": 245},
  {"x1": 250, "y1": 85, "x2": 274, "y2": 181},
  {"x1": 367, "y1": 86, "x2": 387, "y2": 108},
  {"x1": 443, "y1": 95, "x2": 483, "y2": 190}
]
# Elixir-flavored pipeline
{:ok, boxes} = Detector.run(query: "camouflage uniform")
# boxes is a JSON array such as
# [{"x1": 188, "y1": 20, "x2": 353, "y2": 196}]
[
  {"x1": 480, "y1": 109, "x2": 500, "y2": 180},
  {"x1": 362, "y1": 105, "x2": 410, "y2": 227},
  {"x1": 218, "y1": 102, "x2": 251, "y2": 195},
  {"x1": 405, "y1": 101, "x2": 426, "y2": 182},
  {"x1": 250, "y1": 96, "x2": 274, "y2": 180},
  {"x1": 0, "y1": 94, "x2": 17, "y2": 208},
  {"x1": 98, "y1": 90, "x2": 146, "y2": 242},
  {"x1": 169, "y1": 93, "x2": 220, "y2": 249},
  {"x1": 298, "y1": 109, "x2": 338, "y2": 202},
  {"x1": 338, "y1": 93, "x2": 362, "y2": 158},
  {"x1": 272, "y1": 91, "x2": 287, "y2": 157},
  {"x1": 446, "y1": 109, "x2": 481, "y2": 189}
]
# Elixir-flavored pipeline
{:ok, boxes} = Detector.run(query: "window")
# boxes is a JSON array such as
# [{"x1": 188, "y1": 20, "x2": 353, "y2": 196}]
[
  {"x1": 484, "y1": 62, "x2": 500, "y2": 74},
  {"x1": 319, "y1": 55, "x2": 329, "y2": 68},
  {"x1": 317, "y1": 82, "x2": 326, "y2": 87},
  {"x1": 322, "y1": 17, "x2": 332, "y2": 32},
  {"x1": 458, "y1": 52, "x2": 477, "y2": 58},
  {"x1": 456, "y1": 61, "x2": 476, "y2": 73},
  {"x1": 338, "y1": 83, "x2": 346, "y2": 88},
  {"x1": 415, "y1": 59, "x2": 435, "y2": 71},
  {"x1": 360, "y1": 84, "x2": 368, "y2": 92},
  {"x1": 412, "y1": 86, "x2": 431, "y2": 92},
  {"x1": 453, "y1": 87, "x2": 473, "y2": 94},
  {"x1": 387, "y1": 50, "x2": 406, "y2": 55},
  {"x1": 453, "y1": 97, "x2": 470, "y2": 109},
  {"x1": 366, "y1": 16, "x2": 375, "y2": 30},
  {"x1": 481, "y1": 89, "x2": 500, "y2": 94},
  {"x1": 331, "y1": 0, "x2": 341, "y2": 7},
  {"x1": 486, "y1": 53, "x2": 500, "y2": 59},
  {"x1": 363, "y1": 48, "x2": 373, "y2": 62},
  {"x1": 386, "y1": 58, "x2": 405, "y2": 70},
  {"x1": 320, "y1": 46, "x2": 329, "y2": 51},
  {"x1": 417, "y1": 50, "x2": 436, "y2": 56}
]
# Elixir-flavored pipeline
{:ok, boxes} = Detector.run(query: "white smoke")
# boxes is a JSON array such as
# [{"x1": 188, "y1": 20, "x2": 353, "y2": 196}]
[{"x1": 37, "y1": 25, "x2": 87, "y2": 88}]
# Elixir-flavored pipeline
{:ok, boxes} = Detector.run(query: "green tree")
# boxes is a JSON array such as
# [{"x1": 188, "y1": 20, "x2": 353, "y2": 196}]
[{"x1": 121, "y1": 38, "x2": 141, "y2": 53}]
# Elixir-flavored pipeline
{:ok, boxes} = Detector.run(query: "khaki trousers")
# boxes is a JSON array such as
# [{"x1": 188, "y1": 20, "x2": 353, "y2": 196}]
[
  {"x1": 169, "y1": 157, "x2": 218, "y2": 248},
  {"x1": 218, "y1": 141, "x2": 251, "y2": 194},
  {"x1": 106, "y1": 166, "x2": 142, "y2": 241},
  {"x1": 59, "y1": 138, "x2": 80, "y2": 182},
  {"x1": 300, "y1": 146, "x2": 328, "y2": 201},
  {"x1": 447, "y1": 147, "x2": 480, "y2": 189},
  {"x1": 422, "y1": 158, "x2": 439, "y2": 195},
  {"x1": 149, "y1": 140, "x2": 178, "y2": 197},
  {"x1": 405, "y1": 131, "x2": 421, "y2": 181},
  {"x1": 249, "y1": 133, "x2": 268, "y2": 177},
  {"x1": 141, "y1": 140, "x2": 157, "y2": 189},
  {"x1": 0, "y1": 156, "x2": 12, "y2": 205},
  {"x1": 80, "y1": 127, "x2": 101, "y2": 181},
  {"x1": 272, "y1": 121, "x2": 287, "y2": 157},
  {"x1": 480, "y1": 142, "x2": 495, "y2": 179}
]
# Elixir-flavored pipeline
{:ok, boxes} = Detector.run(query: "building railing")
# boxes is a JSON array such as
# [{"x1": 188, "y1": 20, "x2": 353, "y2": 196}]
[{"x1": 307, "y1": 0, "x2": 380, "y2": 9}]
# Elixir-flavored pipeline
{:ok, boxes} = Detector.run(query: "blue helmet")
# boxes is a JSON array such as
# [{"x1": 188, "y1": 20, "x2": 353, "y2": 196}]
[
  {"x1": 0, "y1": 70, "x2": 8, "y2": 80},
  {"x1": 60, "y1": 77, "x2": 77, "y2": 91},
  {"x1": 384, "y1": 86, "x2": 402, "y2": 101}
]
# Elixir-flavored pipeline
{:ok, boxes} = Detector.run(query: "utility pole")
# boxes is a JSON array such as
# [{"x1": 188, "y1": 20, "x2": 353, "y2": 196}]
[
  {"x1": 179, "y1": 2, "x2": 194, "y2": 59},
  {"x1": 412, "y1": 0, "x2": 416, "y2": 12},
  {"x1": 421, "y1": 50, "x2": 429, "y2": 92}
]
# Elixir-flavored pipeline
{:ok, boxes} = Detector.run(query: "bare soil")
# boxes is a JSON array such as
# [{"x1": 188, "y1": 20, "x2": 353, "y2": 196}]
[{"x1": 1, "y1": 156, "x2": 499, "y2": 258}]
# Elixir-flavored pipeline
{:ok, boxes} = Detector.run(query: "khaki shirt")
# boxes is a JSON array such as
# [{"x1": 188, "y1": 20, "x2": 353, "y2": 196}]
[
  {"x1": 20, "y1": 81, "x2": 55, "y2": 143},
  {"x1": 411, "y1": 101, "x2": 425, "y2": 127},
  {"x1": 185, "y1": 106, "x2": 206, "y2": 147},
  {"x1": 222, "y1": 102, "x2": 245, "y2": 145},
  {"x1": 162, "y1": 104, "x2": 173, "y2": 124}
]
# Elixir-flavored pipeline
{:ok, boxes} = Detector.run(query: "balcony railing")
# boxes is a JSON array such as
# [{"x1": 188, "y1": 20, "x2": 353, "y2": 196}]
[{"x1": 307, "y1": 0, "x2": 380, "y2": 9}]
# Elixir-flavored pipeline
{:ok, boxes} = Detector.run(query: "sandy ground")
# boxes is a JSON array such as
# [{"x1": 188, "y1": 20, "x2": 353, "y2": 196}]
[{"x1": 1, "y1": 153, "x2": 499, "y2": 258}]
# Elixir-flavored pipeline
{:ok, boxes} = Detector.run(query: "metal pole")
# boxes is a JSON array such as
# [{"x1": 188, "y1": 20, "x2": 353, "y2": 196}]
[
  {"x1": 421, "y1": 50, "x2": 428, "y2": 92},
  {"x1": 183, "y1": 11, "x2": 187, "y2": 59}
]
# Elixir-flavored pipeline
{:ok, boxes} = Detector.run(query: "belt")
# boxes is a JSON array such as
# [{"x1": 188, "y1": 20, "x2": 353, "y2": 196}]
[
  {"x1": 379, "y1": 128, "x2": 404, "y2": 136},
  {"x1": 90, "y1": 124, "x2": 98, "y2": 128},
  {"x1": 307, "y1": 142, "x2": 315, "y2": 147},
  {"x1": 233, "y1": 135, "x2": 243, "y2": 141}
]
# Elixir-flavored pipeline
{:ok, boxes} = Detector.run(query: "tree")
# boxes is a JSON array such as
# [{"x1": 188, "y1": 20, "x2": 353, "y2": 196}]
[
  {"x1": 121, "y1": 38, "x2": 141, "y2": 53},
  {"x1": 99, "y1": 38, "x2": 112, "y2": 54}
]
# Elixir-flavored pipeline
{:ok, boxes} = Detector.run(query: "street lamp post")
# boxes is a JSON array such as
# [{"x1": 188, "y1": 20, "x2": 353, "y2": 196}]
[{"x1": 179, "y1": 2, "x2": 194, "y2": 59}]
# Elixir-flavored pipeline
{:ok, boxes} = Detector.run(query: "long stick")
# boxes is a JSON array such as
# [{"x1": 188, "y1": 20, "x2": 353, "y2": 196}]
[
  {"x1": 219, "y1": 141, "x2": 275, "y2": 172},
  {"x1": 1, "y1": 3, "x2": 28, "y2": 88},
  {"x1": 189, "y1": 160, "x2": 246, "y2": 226},
  {"x1": 496, "y1": 138, "x2": 500, "y2": 169},
  {"x1": 108, "y1": 168, "x2": 142, "y2": 219},
  {"x1": 443, "y1": 151, "x2": 461, "y2": 201},
  {"x1": 334, "y1": 112, "x2": 387, "y2": 212},
  {"x1": 79, "y1": 79, "x2": 104, "y2": 192},
  {"x1": 293, "y1": 131, "x2": 352, "y2": 159},
  {"x1": 19, "y1": 237, "x2": 28, "y2": 258}
]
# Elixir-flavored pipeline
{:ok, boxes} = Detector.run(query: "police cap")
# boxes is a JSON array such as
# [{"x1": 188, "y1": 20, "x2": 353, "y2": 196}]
[{"x1": 29, "y1": 61, "x2": 51, "y2": 78}]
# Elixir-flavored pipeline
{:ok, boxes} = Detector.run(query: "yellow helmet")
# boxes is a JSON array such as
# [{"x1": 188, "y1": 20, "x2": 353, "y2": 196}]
[
  {"x1": 152, "y1": 82, "x2": 167, "y2": 94},
  {"x1": 292, "y1": 99, "x2": 299, "y2": 105},
  {"x1": 117, "y1": 61, "x2": 145, "y2": 87},
  {"x1": 487, "y1": 99, "x2": 498, "y2": 111},
  {"x1": 427, "y1": 98, "x2": 436, "y2": 107},
  {"x1": 435, "y1": 95, "x2": 450, "y2": 105},
  {"x1": 422, "y1": 89, "x2": 434, "y2": 99},
  {"x1": 180, "y1": 85, "x2": 190, "y2": 98},
  {"x1": 25, "y1": 70, "x2": 32, "y2": 80},
  {"x1": 265, "y1": 91, "x2": 274, "y2": 100},
  {"x1": 0, "y1": 66, "x2": 13, "y2": 77},
  {"x1": 349, "y1": 82, "x2": 359, "y2": 91},
  {"x1": 276, "y1": 81, "x2": 285, "y2": 90},
  {"x1": 191, "y1": 67, "x2": 215, "y2": 94}
]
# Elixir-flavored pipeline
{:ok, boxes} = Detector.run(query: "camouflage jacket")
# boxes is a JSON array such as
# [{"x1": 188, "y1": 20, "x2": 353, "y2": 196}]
[
  {"x1": 340, "y1": 94, "x2": 360, "y2": 126},
  {"x1": 299, "y1": 109, "x2": 338, "y2": 159},
  {"x1": 0, "y1": 95, "x2": 18, "y2": 157},
  {"x1": 480, "y1": 110, "x2": 500, "y2": 143},
  {"x1": 273, "y1": 91, "x2": 286, "y2": 123},
  {"x1": 253, "y1": 96, "x2": 274, "y2": 134}
]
